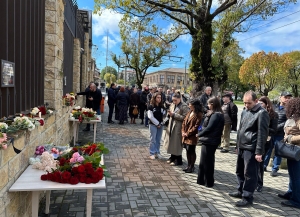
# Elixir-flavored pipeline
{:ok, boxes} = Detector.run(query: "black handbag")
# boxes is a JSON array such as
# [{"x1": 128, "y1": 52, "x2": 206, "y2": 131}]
[{"x1": 275, "y1": 140, "x2": 300, "y2": 161}]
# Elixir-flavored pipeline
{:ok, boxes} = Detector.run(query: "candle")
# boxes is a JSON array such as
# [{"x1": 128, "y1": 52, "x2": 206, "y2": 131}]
[{"x1": 39, "y1": 112, "x2": 41, "y2": 118}]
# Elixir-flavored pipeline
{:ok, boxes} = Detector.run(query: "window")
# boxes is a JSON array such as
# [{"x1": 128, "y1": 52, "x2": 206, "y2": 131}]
[
  {"x1": 177, "y1": 76, "x2": 182, "y2": 84},
  {"x1": 167, "y1": 75, "x2": 171, "y2": 83},
  {"x1": 170, "y1": 75, "x2": 175, "y2": 83},
  {"x1": 160, "y1": 75, "x2": 164, "y2": 84}
]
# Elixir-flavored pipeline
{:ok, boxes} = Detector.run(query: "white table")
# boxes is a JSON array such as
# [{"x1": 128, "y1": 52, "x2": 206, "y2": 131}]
[
  {"x1": 69, "y1": 118, "x2": 102, "y2": 146},
  {"x1": 9, "y1": 165, "x2": 106, "y2": 217}
]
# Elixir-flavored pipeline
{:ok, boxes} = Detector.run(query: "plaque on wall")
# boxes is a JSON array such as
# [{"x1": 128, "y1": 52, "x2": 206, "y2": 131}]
[{"x1": 1, "y1": 60, "x2": 15, "y2": 87}]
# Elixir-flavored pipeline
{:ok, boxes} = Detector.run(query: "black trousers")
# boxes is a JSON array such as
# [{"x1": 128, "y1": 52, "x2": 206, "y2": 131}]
[
  {"x1": 236, "y1": 149, "x2": 259, "y2": 198},
  {"x1": 139, "y1": 105, "x2": 146, "y2": 120},
  {"x1": 197, "y1": 144, "x2": 218, "y2": 187},
  {"x1": 108, "y1": 103, "x2": 114, "y2": 122},
  {"x1": 258, "y1": 141, "x2": 270, "y2": 187}
]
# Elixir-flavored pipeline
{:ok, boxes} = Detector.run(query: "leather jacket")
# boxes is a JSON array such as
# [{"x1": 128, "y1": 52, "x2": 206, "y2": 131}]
[
  {"x1": 274, "y1": 104, "x2": 287, "y2": 136},
  {"x1": 237, "y1": 104, "x2": 269, "y2": 155}
]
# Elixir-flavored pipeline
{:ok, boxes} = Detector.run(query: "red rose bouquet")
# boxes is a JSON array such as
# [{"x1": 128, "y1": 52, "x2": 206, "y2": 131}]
[{"x1": 40, "y1": 142, "x2": 109, "y2": 185}]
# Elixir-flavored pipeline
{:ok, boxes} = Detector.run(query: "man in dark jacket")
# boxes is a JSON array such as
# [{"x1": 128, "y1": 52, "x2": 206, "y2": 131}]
[
  {"x1": 107, "y1": 83, "x2": 116, "y2": 124},
  {"x1": 199, "y1": 86, "x2": 212, "y2": 114},
  {"x1": 264, "y1": 91, "x2": 292, "y2": 177},
  {"x1": 76, "y1": 83, "x2": 102, "y2": 131},
  {"x1": 229, "y1": 90, "x2": 269, "y2": 207},
  {"x1": 220, "y1": 93, "x2": 238, "y2": 153},
  {"x1": 139, "y1": 87, "x2": 149, "y2": 125}
]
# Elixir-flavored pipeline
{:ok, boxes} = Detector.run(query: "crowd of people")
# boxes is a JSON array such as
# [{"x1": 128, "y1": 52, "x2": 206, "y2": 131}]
[{"x1": 80, "y1": 82, "x2": 300, "y2": 209}]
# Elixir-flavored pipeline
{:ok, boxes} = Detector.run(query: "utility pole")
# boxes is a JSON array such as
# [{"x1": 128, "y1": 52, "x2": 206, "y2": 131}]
[
  {"x1": 124, "y1": 67, "x2": 127, "y2": 86},
  {"x1": 184, "y1": 61, "x2": 187, "y2": 92},
  {"x1": 106, "y1": 30, "x2": 110, "y2": 84}
]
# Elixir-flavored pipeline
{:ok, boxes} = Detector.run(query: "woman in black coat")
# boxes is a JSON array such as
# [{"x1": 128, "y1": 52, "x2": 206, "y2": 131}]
[
  {"x1": 116, "y1": 86, "x2": 129, "y2": 125},
  {"x1": 129, "y1": 88, "x2": 140, "y2": 124},
  {"x1": 257, "y1": 96, "x2": 278, "y2": 192},
  {"x1": 196, "y1": 97, "x2": 225, "y2": 188}
]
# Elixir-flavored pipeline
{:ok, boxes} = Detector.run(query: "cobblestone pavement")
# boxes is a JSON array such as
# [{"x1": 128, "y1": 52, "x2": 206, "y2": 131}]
[{"x1": 40, "y1": 105, "x2": 300, "y2": 217}]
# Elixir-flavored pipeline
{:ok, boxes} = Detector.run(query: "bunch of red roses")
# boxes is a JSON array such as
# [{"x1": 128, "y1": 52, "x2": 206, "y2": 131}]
[
  {"x1": 40, "y1": 142, "x2": 109, "y2": 185},
  {"x1": 40, "y1": 162, "x2": 104, "y2": 185}
]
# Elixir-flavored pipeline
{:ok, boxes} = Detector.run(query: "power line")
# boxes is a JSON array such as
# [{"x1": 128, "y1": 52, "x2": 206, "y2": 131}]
[
  {"x1": 238, "y1": 19, "x2": 300, "y2": 42},
  {"x1": 248, "y1": 9, "x2": 300, "y2": 32}
]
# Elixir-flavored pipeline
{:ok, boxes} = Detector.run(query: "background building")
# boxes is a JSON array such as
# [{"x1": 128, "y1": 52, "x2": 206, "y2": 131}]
[{"x1": 142, "y1": 68, "x2": 191, "y2": 91}]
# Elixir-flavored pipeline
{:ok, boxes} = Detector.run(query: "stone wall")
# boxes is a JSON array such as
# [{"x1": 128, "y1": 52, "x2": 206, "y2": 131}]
[{"x1": 0, "y1": 0, "x2": 89, "y2": 216}]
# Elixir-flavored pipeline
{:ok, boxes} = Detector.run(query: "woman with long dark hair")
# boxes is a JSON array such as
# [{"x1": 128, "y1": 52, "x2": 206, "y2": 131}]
[
  {"x1": 181, "y1": 99, "x2": 203, "y2": 173},
  {"x1": 116, "y1": 86, "x2": 129, "y2": 125},
  {"x1": 257, "y1": 96, "x2": 278, "y2": 192},
  {"x1": 196, "y1": 97, "x2": 224, "y2": 188},
  {"x1": 148, "y1": 92, "x2": 165, "y2": 159},
  {"x1": 279, "y1": 97, "x2": 300, "y2": 209}
]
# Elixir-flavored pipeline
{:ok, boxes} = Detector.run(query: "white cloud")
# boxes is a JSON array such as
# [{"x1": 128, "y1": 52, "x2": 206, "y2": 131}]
[
  {"x1": 236, "y1": 4, "x2": 300, "y2": 57},
  {"x1": 93, "y1": 9, "x2": 123, "y2": 37}
]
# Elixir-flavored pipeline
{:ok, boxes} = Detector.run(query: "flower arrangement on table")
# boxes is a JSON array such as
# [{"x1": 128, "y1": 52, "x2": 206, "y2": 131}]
[
  {"x1": 63, "y1": 93, "x2": 76, "y2": 106},
  {"x1": 33, "y1": 142, "x2": 109, "y2": 185},
  {"x1": 69, "y1": 106, "x2": 99, "y2": 122}
]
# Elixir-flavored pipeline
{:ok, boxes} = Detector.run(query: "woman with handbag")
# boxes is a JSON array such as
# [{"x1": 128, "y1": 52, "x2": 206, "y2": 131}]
[
  {"x1": 256, "y1": 96, "x2": 278, "y2": 192},
  {"x1": 129, "y1": 88, "x2": 140, "y2": 124},
  {"x1": 181, "y1": 99, "x2": 203, "y2": 173},
  {"x1": 279, "y1": 97, "x2": 300, "y2": 209},
  {"x1": 196, "y1": 97, "x2": 224, "y2": 188}
]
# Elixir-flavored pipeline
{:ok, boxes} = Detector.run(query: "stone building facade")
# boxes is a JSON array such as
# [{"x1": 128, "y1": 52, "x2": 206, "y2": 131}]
[
  {"x1": 142, "y1": 68, "x2": 191, "y2": 91},
  {"x1": 0, "y1": 0, "x2": 95, "y2": 216}
]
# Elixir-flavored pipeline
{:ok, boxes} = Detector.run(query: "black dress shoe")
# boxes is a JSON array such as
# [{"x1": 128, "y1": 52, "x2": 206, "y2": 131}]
[
  {"x1": 107, "y1": 121, "x2": 115, "y2": 124},
  {"x1": 278, "y1": 193, "x2": 292, "y2": 200},
  {"x1": 235, "y1": 198, "x2": 253, "y2": 207},
  {"x1": 220, "y1": 149, "x2": 229, "y2": 153},
  {"x1": 83, "y1": 128, "x2": 90, "y2": 132},
  {"x1": 185, "y1": 167, "x2": 195, "y2": 173},
  {"x1": 256, "y1": 185, "x2": 263, "y2": 192},
  {"x1": 182, "y1": 166, "x2": 189, "y2": 171},
  {"x1": 281, "y1": 201, "x2": 300, "y2": 209},
  {"x1": 229, "y1": 192, "x2": 243, "y2": 198}
]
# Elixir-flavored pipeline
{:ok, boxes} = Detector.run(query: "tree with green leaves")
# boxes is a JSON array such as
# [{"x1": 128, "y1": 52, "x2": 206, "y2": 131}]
[
  {"x1": 112, "y1": 17, "x2": 175, "y2": 89},
  {"x1": 104, "y1": 73, "x2": 116, "y2": 86},
  {"x1": 101, "y1": 66, "x2": 117, "y2": 79},
  {"x1": 239, "y1": 51, "x2": 287, "y2": 96},
  {"x1": 94, "y1": 0, "x2": 296, "y2": 93},
  {"x1": 281, "y1": 51, "x2": 300, "y2": 97}
]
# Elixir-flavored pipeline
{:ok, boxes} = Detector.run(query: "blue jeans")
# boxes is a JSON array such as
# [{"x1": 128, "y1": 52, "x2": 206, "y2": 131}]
[
  {"x1": 264, "y1": 135, "x2": 283, "y2": 171},
  {"x1": 287, "y1": 159, "x2": 300, "y2": 208},
  {"x1": 149, "y1": 124, "x2": 163, "y2": 155}
]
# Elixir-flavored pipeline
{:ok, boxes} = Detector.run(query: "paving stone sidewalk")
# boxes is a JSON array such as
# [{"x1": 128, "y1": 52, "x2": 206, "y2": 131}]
[{"x1": 39, "y1": 104, "x2": 300, "y2": 217}]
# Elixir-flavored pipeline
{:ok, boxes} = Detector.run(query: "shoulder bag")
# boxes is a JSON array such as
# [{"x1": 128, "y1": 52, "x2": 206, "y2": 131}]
[{"x1": 275, "y1": 140, "x2": 300, "y2": 161}]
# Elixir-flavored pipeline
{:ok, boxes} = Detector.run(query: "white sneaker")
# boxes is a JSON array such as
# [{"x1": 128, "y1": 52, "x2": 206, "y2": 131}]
[{"x1": 149, "y1": 155, "x2": 156, "y2": 160}]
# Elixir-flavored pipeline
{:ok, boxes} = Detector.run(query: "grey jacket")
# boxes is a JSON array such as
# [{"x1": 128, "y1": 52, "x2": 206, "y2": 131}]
[{"x1": 237, "y1": 104, "x2": 269, "y2": 155}]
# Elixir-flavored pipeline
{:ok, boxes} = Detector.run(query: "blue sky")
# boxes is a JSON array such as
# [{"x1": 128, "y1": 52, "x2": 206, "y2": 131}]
[{"x1": 77, "y1": 0, "x2": 300, "y2": 73}]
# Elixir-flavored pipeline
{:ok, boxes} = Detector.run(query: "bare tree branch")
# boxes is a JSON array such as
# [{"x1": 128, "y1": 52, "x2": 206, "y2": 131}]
[
  {"x1": 159, "y1": 9, "x2": 196, "y2": 34},
  {"x1": 232, "y1": 0, "x2": 267, "y2": 29},
  {"x1": 144, "y1": 0, "x2": 198, "y2": 20},
  {"x1": 211, "y1": 0, "x2": 237, "y2": 19},
  {"x1": 180, "y1": 0, "x2": 194, "y2": 6}
]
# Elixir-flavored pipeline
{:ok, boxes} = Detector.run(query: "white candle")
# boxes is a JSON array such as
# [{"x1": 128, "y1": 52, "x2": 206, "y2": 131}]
[{"x1": 39, "y1": 112, "x2": 41, "y2": 118}]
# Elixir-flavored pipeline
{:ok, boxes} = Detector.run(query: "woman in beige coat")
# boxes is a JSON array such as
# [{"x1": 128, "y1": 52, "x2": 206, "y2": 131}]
[{"x1": 163, "y1": 92, "x2": 189, "y2": 166}]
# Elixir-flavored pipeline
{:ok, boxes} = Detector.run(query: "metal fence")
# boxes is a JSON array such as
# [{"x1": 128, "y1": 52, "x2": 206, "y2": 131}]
[{"x1": 0, "y1": 0, "x2": 45, "y2": 118}]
